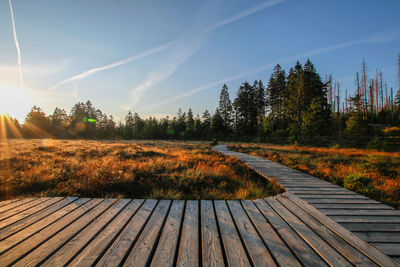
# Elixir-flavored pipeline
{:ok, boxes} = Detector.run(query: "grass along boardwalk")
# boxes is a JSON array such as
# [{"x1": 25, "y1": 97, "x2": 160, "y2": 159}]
[
  {"x1": 214, "y1": 144, "x2": 400, "y2": 264},
  {"x1": 0, "y1": 194, "x2": 397, "y2": 266}
]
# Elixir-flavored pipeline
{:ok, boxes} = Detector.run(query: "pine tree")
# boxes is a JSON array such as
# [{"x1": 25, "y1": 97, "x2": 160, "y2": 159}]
[
  {"x1": 266, "y1": 64, "x2": 287, "y2": 131},
  {"x1": 124, "y1": 111, "x2": 134, "y2": 139},
  {"x1": 255, "y1": 80, "x2": 266, "y2": 130},
  {"x1": 233, "y1": 82, "x2": 258, "y2": 137},
  {"x1": 218, "y1": 84, "x2": 233, "y2": 135},
  {"x1": 211, "y1": 108, "x2": 224, "y2": 138},
  {"x1": 186, "y1": 108, "x2": 195, "y2": 139}
]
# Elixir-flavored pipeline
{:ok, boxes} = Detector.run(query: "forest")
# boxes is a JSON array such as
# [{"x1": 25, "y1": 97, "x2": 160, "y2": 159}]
[{"x1": 2, "y1": 58, "x2": 400, "y2": 150}]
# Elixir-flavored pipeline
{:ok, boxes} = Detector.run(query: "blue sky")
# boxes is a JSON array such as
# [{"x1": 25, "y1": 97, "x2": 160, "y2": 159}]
[{"x1": 0, "y1": 0, "x2": 399, "y2": 122}]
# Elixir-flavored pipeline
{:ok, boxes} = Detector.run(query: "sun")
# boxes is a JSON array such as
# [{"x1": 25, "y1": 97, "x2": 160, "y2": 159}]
[{"x1": 0, "y1": 83, "x2": 33, "y2": 122}]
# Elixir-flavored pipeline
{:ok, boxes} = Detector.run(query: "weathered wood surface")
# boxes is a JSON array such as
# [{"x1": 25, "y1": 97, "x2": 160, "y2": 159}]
[
  {"x1": 0, "y1": 193, "x2": 397, "y2": 266},
  {"x1": 214, "y1": 144, "x2": 400, "y2": 263}
]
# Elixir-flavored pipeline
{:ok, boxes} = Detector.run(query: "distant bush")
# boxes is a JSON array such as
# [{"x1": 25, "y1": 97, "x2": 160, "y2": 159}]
[{"x1": 210, "y1": 138, "x2": 218, "y2": 146}]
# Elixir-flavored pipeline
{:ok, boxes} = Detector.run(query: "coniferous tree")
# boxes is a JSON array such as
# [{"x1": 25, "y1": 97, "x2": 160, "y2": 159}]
[
  {"x1": 233, "y1": 82, "x2": 258, "y2": 137},
  {"x1": 211, "y1": 108, "x2": 224, "y2": 138},
  {"x1": 218, "y1": 84, "x2": 233, "y2": 135},
  {"x1": 124, "y1": 111, "x2": 134, "y2": 139}
]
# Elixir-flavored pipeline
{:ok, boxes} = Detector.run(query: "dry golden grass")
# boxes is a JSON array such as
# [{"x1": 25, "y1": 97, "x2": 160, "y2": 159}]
[
  {"x1": 229, "y1": 143, "x2": 400, "y2": 208},
  {"x1": 0, "y1": 139, "x2": 281, "y2": 200}
]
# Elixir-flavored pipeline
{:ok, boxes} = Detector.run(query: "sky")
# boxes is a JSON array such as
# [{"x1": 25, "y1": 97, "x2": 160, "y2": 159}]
[{"x1": 0, "y1": 0, "x2": 399, "y2": 123}]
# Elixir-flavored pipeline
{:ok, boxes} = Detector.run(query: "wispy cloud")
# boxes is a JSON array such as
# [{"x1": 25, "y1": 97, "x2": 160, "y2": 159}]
[
  {"x1": 49, "y1": 41, "x2": 174, "y2": 91},
  {"x1": 141, "y1": 31, "x2": 400, "y2": 111},
  {"x1": 8, "y1": 0, "x2": 23, "y2": 88},
  {"x1": 126, "y1": 0, "x2": 285, "y2": 109},
  {"x1": 50, "y1": 0, "x2": 285, "y2": 96},
  {"x1": 201, "y1": 0, "x2": 285, "y2": 34}
]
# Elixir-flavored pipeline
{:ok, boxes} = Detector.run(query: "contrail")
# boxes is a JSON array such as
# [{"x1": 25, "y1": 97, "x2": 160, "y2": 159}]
[
  {"x1": 8, "y1": 0, "x2": 23, "y2": 88},
  {"x1": 49, "y1": 41, "x2": 174, "y2": 91},
  {"x1": 202, "y1": 0, "x2": 285, "y2": 34},
  {"x1": 50, "y1": 0, "x2": 285, "y2": 92},
  {"x1": 127, "y1": 0, "x2": 285, "y2": 108},
  {"x1": 140, "y1": 31, "x2": 400, "y2": 112}
]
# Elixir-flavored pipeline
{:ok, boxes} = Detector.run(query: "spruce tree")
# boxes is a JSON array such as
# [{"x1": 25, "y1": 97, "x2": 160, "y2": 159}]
[{"x1": 218, "y1": 84, "x2": 233, "y2": 135}]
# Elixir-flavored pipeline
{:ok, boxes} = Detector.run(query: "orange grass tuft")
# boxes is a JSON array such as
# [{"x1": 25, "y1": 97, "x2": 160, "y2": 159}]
[
  {"x1": 0, "y1": 139, "x2": 281, "y2": 200},
  {"x1": 229, "y1": 143, "x2": 400, "y2": 208}
]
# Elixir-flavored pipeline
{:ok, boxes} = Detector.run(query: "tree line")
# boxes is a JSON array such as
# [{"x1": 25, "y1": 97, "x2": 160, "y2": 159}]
[{"x1": 2, "y1": 57, "x2": 399, "y2": 149}]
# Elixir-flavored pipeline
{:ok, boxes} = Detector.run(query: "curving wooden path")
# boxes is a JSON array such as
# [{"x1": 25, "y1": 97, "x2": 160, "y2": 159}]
[
  {"x1": 0, "y1": 145, "x2": 397, "y2": 266},
  {"x1": 214, "y1": 144, "x2": 400, "y2": 264}
]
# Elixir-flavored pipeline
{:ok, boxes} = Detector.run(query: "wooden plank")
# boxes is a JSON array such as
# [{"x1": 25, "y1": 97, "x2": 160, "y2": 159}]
[
  {"x1": 241, "y1": 200, "x2": 301, "y2": 267},
  {"x1": 0, "y1": 197, "x2": 63, "y2": 230},
  {"x1": 301, "y1": 195, "x2": 368, "y2": 199},
  {"x1": 69, "y1": 199, "x2": 144, "y2": 267},
  {"x1": 11, "y1": 198, "x2": 115, "y2": 266},
  {"x1": 227, "y1": 200, "x2": 276, "y2": 267},
  {"x1": 341, "y1": 223, "x2": 400, "y2": 232},
  {"x1": 151, "y1": 200, "x2": 185, "y2": 267},
  {"x1": 0, "y1": 198, "x2": 36, "y2": 213},
  {"x1": 200, "y1": 200, "x2": 224, "y2": 267},
  {"x1": 329, "y1": 216, "x2": 400, "y2": 223},
  {"x1": 0, "y1": 198, "x2": 91, "y2": 254},
  {"x1": 0, "y1": 198, "x2": 50, "y2": 221},
  {"x1": 321, "y1": 209, "x2": 400, "y2": 216},
  {"x1": 214, "y1": 200, "x2": 250, "y2": 267},
  {"x1": 0, "y1": 199, "x2": 19, "y2": 209},
  {"x1": 97, "y1": 199, "x2": 157, "y2": 266},
  {"x1": 253, "y1": 199, "x2": 326, "y2": 266},
  {"x1": 123, "y1": 200, "x2": 171, "y2": 266},
  {"x1": 176, "y1": 200, "x2": 199, "y2": 267},
  {"x1": 305, "y1": 198, "x2": 381, "y2": 204},
  {"x1": 286, "y1": 187, "x2": 349, "y2": 191},
  {"x1": 292, "y1": 191, "x2": 358, "y2": 195},
  {"x1": 41, "y1": 199, "x2": 131, "y2": 266},
  {"x1": 0, "y1": 198, "x2": 102, "y2": 266},
  {"x1": 313, "y1": 203, "x2": 394, "y2": 209},
  {"x1": 0, "y1": 197, "x2": 78, "y2": 240},
  {"x1": 266, "y1": 197, "x2": 351, "y2": 266},
  {"x1": 284, "y1": 193, "x2": 399, "y2": 267},
  {"x1": 354, "y1": 232, "x2": 400, "y2": 243},
  {"x1": 276, "y1": 195, "x2": 377, "y2": 266},
  {"x1": 373, "y1": 243, "x2": 400, "y2": 256}
]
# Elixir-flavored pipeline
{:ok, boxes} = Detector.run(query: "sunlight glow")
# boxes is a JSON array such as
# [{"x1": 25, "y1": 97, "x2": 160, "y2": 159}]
[{"x1": 0, "y1": 84, "x2": 33, "y2": 122}]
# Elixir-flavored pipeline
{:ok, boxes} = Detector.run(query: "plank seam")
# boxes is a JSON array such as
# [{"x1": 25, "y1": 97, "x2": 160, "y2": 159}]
[
  {"x1": 145, "y1": 200, "x2": 173, "y2": 266},
  {"x1": 251, "y1": 199, "x2": 305, "y2": 266},
  {"x1": 0, "y1": 197, "x2": 75, "y2": 241},
  {"x1": 119, "y1": 199, "x2": 159, "y2": 267},
  {"x1": 34, "y1": 199, "x2": 119, "y2": 266},
  {"x1": 0, "y1": 198, "x2": 91, "y2": 255},
  {"x1": 6, "y1": 198, "x2": 106, "y2": 265},
  {"x1": 212, "y1": 200, "x2": 228, "y2": 267},
  {"x1": 64, "y1": 199, "x2": 134, "y2": 266},
  {"x1": 172, "y1": 200, "x2": 186, "y2": 267},
  {"x1": 225, "y1": 200, "x2": 255, "y2": 267}
]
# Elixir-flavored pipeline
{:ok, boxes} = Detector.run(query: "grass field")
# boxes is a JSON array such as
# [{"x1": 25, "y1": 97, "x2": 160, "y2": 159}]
[
  {"x1": 0, "y1": 139, "x2": 281, "y2": 200},
  {"x1": 229, "y1": 143, "x2": 400, "y2": 208}
]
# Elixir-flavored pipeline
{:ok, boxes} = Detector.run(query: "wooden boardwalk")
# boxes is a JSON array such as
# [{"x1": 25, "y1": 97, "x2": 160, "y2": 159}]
[
  {"x1": 0, "y1": 193, "x2": 398, "y2": 266},
  {"x1": 214, "y1": 144, "x2": 400, "y2": 264}
]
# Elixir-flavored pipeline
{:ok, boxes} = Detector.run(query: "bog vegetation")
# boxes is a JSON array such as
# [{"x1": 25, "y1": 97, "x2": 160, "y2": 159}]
[
  {"x1": 2, "y1": 57, "x2": 399, "y2": 150},
  {"x1": 229, "y1": 143, "x2": 400, "y2": 208},
  {"x1": 0, "y1": 140, "x2": 281, "y2": 200}
]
